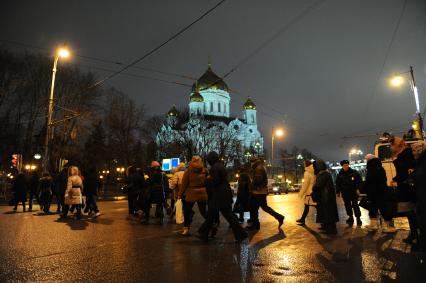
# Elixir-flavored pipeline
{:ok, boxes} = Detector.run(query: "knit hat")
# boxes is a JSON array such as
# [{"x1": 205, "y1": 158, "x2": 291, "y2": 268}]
[
  {"x1": 365, "y1": 154, "x2": 376, "y2": 161},
  {"x1": 340, "y1": 160, "x2": 350, "y2": 166},
  {"x1": 150, "y1": 160, "x2": 161, "y2": 168}
]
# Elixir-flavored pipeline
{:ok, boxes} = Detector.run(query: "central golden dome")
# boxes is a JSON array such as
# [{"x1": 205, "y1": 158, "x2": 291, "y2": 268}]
[{"x1": 191, "y1": 65, "x2": 229, "y2": 92}]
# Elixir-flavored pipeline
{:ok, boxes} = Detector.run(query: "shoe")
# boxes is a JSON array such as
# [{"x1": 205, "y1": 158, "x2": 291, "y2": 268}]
[
  {"x1": 381, "y1": 221, "x2": 396, "y2": 233},
  {"x1": 296, "y1": 218, "x2": 305, "y2": 225},
  {"x1": 278, "y1": 215, "x2": 285, "y2": 229},
  {"x1": 356, "y1": 217, "x2": 362, "y2": 227},
  {"x1": 181, "y1": 227, "x2": 190, "y2": 235},
  {"x1": 346, "y1": 217, "x2": 354, "y2": 225},
  {"x1": 93, "y1": 212, "x2": 100, "y2": 218}
]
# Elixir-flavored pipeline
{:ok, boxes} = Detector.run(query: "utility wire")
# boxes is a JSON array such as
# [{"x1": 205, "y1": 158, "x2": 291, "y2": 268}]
[{"x1": 89, "y1": 0, "x2": 227, "y2": 88}]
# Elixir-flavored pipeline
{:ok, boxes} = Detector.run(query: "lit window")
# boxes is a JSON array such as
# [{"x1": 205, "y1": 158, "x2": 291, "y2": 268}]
[{"x1": 218, "y1": 103, "x2": 221, "y2": 112}]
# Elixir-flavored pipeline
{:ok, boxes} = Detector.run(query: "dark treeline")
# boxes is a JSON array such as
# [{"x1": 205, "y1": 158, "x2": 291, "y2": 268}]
[{"x1": 0, "y1": 48, "x2": 163, "y2": 172}]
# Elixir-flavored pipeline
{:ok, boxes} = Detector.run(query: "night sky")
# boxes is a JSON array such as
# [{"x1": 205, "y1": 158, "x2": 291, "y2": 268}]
[{"x1": 1, "y1": 0, "x2": 425, "y2": 162}]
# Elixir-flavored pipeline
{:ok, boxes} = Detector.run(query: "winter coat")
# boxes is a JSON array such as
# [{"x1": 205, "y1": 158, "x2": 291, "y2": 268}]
[
  {"x1": 415, "y1": 149, "x2": 426, "y2": 215},
  {"x1": 312, "y1": 160, "x2": 339, "y2": 224},
  {"x1": 65, "y1": 175, "x2": 83, "y2": 205},
  {"x1": 235, "y1": 172, "x2": 251, "y2": 212},
  {"x1": 126, "y1": 172, "x2": 144, "y2": 196},
  {"x1": 39, "y1": 176, "x2": 53, "y2": 195},
  {"x1": 55, "y1": 167, "x2": 68, "y2": 195},
  {"x1": 206, "y1": 151, "x2": 233, "y2": 209},
  {"x1": 362, "y1": 158, "x2": 387, "y2": 203},
  {"x1": 298, "y1": 165, "x2": 316, "y2": 205},
  {"x1": 83, "y1": 171, "x2": 99, "y2": 196},
  {"x1": 147, "y1": 169, "x2": 168, "y2": 204},
  {"x1": 13, "y1": 174, "x2": 27, "y2": 202},
  {"x1": 250, "y1": 160, "x2": 268, "y2": 195},
  {"x1": 393, "y1": 147, "x2": 416, "y2": 202},
  {"x1": 335, "y1": 168, "x2": 362, "y2": 198},
  {"x1": 28, "y1": 172, "x2": 40, "y2": 194},
  {"x1": 169, "y1": 170, "x2": 185, "y2": 200},
  {"x1": 180, "y1": 160, "x2": 208, "y2": 202}
]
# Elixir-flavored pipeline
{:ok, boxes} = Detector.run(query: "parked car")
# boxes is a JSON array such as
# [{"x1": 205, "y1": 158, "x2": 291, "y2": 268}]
[{"x1": 267, "y1": 182, "x2": 288, "y2": 195}]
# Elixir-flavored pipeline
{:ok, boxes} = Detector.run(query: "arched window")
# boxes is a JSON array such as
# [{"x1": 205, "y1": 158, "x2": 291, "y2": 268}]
[
  {"x1": 218, "y1": 103, "x2": 221, "y2": 112},
  {"x1": 251, "y1": 114, "x2": 255, "y2": 123},
  {"x1": 224, "y1": 104, "x2": 227, "y2": 113},
  {"x1": 210, "y1": 102, "x2": 213, "y2": 112}
]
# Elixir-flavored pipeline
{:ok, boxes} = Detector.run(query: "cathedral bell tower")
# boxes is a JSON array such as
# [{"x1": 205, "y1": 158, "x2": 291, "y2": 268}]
[{"x1": 243, "y1": 97, "x2": 257, "y2": 127}]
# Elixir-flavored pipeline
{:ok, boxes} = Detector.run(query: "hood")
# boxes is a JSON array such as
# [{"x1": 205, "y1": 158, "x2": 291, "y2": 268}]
[
  {"x1": 367, "y1": 157, "x2": 382, "y2": 169},
  {"x1": 206, "y1": 151, "x2": 219, "y2": 166},
  {"x1": 313, "y1": 159, "x2": 327, "y2": 174},
  {"x1": 189, "y1": 159, "x2": 204, "y2": 173},
  {"x1": 305, "y1": 164, "x2": 314, "y2": 174}
]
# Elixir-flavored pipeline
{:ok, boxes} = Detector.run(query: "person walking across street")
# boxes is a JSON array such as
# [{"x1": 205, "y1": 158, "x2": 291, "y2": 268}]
[
  {"x1": 125, "y1": 166, "x2": 144, "y2": 220},
  {"x1": 178, "y1": 156, "x2": 208, "y2": 235},
  {"x1": 296, "y1": 160, "x2": 316, "y2": 225},
  {"x1": 198, "y1": 151, "x2": 248, "y2": 242},
  {"x1": 39, "y1": 172, "x2": 54, "y2": 214},
  {"x1": 169, "y1": 162, "x2": 186, "y2": 221},
  {"x1": 54, "y1": 166, "x2": 69, "y2": 214},
  {"x1": 312, "y1": 160, "x2": 339, "y2": 234},
  {"x1": 28, "y1": 171, "x2": 40, "y2": 212},
  {"x1": 60, "y1": 166, "x2": 83, "y2": 220},
  {"x1": 336, "y1": 160, "x2": 362, "y2": 226},
  {"x1": 12, "y1": 173, "x2": 27, "y2": 212},
  {"x1": 143, "y1": 161, "x2": 168, "y2": 224},
  {"x1": 246, "y1": 157, "x2": 284, "y2": 231},
  {"x1": 83, "y1": 166, "x2": 100, "y2": 217},
  {"x1": 233, "y1": 165, "x2": 251, "y2": 223}
]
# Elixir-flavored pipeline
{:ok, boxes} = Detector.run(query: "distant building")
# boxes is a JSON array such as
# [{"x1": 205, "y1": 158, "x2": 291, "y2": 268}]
[{"x1": 156, "y1": 63, "x2": 264, "y2": 166}]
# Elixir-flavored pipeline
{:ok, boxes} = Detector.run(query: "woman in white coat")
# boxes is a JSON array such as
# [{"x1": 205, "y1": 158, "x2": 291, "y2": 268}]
[
  {"x1": 60, "y1": 166, "x2": 83, "y2": 219},
  {"x1": 296, "y1": 160, "x2": 316, "y2": 225}
]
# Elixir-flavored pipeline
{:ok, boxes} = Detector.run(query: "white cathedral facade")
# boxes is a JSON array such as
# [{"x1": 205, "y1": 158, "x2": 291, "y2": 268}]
[{"x1": 156, "y1": 64, "x2": 264, "y2": 166}]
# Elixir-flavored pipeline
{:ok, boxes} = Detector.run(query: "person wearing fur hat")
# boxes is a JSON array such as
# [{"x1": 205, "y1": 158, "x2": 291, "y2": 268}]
[
  {"x1": 336, "y1": 159, "x2": 362, "y2": 226},
  {"x1": 246, "y1": 157, "x2": 284, "y2": 230},
  {"x1": 178, "y1": 156, "x2": 208, "y2": 235}
]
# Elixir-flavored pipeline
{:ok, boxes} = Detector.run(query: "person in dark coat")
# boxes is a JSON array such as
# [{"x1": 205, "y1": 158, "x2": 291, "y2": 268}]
[
  {"x1": 233, "y1": 165, "x2": 251, "y2": 223},
  {"x1": 142, "y1": 161, "x2": 168, "y2": 224},
  {"x1": 83, "y1": 167, "x2": 100, "y2": 217},
  {"x1": 12, "y1": 173, "x2": 27, "y2": 212},
  {"x1": 39, "y1": 172, "x2": 54, "y2": 214},
  {"x1": 335, "y1": 160, "x2": 362, "y2": 226},
  {"x1": 391, "y1": 136, "x2": 417, "y2": 244},
  {"x1": 198, "y1": 151, "x2": 248, "y2": 242},
  {"x1": 28, "y1": 171, "x2": 40, "y2": 211},
  {"x1": 361, "y1": 154, "x2": 390, "y2": 231},
  {"x1": 54, "y1": 166, "x2": 69, "y2": 214},
  {"x1": 412, "y1": 141, "x2": 426, "y2": 250},
  {"x1": 247, "y1": 157, "x2": 284, "y2": 230},
  {"x1": 126, "y1": 166, "x2": 145, "y2": 219},
  {"x1": 312, "y1": 160, "x2": 339, "y2": 234}
]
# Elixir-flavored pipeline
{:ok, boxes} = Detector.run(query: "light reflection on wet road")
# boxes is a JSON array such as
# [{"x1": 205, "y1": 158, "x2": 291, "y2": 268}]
[{"x1": 1, "y1": 194, "x2": 425, "y2": 282}]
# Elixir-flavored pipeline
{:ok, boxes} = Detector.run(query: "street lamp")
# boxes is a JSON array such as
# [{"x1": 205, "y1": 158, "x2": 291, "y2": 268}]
[
  {"x1": 390, "y1": 66, "x2": 424, "y2": 139},
  {"x1": 271, "y1": 128, "x2": 284, "y2": 165},
  {"x1": 254, "y1": 142, "x2": 262, "y2": 157},
  {"x1": 349, "y1": 148, "x2": 363, "y2": 162},
  {"x1": 43, "y1": 46, "x2": 70, "y2": 171}
]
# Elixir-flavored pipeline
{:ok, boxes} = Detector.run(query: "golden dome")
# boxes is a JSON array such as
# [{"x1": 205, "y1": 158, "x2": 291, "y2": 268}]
[
  {"x1": 191, "y1": 65, "x2": 229, "y2": 92},
  {"x1": 243, "y1": 97, "x2": 256, "y2": 110},
  {"x1": 167, "y1": 105, "x2": 179, "y2": 117}
]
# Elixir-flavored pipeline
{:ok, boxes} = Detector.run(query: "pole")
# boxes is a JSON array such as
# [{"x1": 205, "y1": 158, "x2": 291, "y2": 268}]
[
  {"x1": 43, "y1": 55, "x2": 59, "y2": 171},
  {"x1": 271, "y1": 127, "x2": 275, "y2": 177},
  {"x1": 410, "y1": 66, "x2": 424, "y2": 138}
]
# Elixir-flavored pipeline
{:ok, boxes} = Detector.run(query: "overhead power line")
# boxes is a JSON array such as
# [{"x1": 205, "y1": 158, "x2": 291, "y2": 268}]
[{"x1": 89, "y1": 0, "x2": 227, "y2": 88}]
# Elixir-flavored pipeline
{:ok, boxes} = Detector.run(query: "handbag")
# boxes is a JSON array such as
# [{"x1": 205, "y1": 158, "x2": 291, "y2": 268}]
[
  {"x1": 175, "y1": 199, "x2": 184, "y2": 224},
  {"x1": 358, "y1": 196, "x2": 371, "y2": 210}
]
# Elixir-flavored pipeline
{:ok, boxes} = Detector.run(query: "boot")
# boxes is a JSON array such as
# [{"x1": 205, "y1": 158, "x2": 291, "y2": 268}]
[
  {"x1": 181, "y1": 227, "x2": 190, "y2": 235},
  {"x1": 277, "y1": 215, "x2": 285, "y2": 229},
  {"x1": 356, "y1": 217, "x2": 362, "y2": 227},
  {"x1": 366, "y1": 218, "x2": 378, "y2": 231},
  {"x1": 346, "y1": 216, "x2": 354, "y2": 226}
]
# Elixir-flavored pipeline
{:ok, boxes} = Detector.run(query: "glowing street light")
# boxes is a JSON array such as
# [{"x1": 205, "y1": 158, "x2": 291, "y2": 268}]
[
  {"x1": 349, "y1": 148, "x2": 363, "y2": 162},
  {"x1": 390, "y1": 66, "x2": 424, "y2": 139},
  {"x1": 271, "y1": 127, "x2": 284, "y2": 165},
  {"x1": 43, "y1": 46, "x2": 71, "y2": 171}
]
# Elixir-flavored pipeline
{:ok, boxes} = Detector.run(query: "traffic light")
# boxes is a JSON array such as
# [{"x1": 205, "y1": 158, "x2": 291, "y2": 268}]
[{"x1": 11, "y1": 154, "x2": 18, "y2": 168}]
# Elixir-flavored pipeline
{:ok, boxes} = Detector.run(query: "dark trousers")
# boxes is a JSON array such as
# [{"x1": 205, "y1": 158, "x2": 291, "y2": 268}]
[
  {"x1": 14, "y1": 201, "x2": 26, "y2": 211},
  {"x1": 84, "y1": 194, "x2": 99, "y2": 213},
  {"x1": 183, "y1": 201, "x2": 207, "y2": 227},
  {"x1": 62, "y1": 204, "x2": 82, "y2": 218},
  {"x1": 343, "y1": 195, "x2": 361, "y2": 218},
  {"x1": 199, "y1": 206, "x2": 247, "y2": 240},
  {"x1": 407, "y1": 211, "x2": 418, "y2": 238},
  {"x1": 128, "y1": 192, "x2": 138, "y2": 215},
  {"x1": 28, "y1": 190, "x2": 38, "y2": 210},
  {"x1": 40, "y1": 192, "x2": 52, "y2": 213},
  {"x1": 300, "y1": 204, "x2": 310, "y2": 221},
  {"x1": 53, "y1": 191, "x2": 64, "y2": 213},
  {"x1": 249, "y1": 194, "x2": 283, "y2": 227}
]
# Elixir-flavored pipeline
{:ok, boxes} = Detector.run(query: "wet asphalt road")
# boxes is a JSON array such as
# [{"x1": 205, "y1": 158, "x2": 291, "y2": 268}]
[{"x1": 1, "y1": 193, "x2": 425, "y2": 283}]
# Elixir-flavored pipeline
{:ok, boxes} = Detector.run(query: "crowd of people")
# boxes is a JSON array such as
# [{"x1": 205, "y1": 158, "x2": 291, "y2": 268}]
[{"x1": 8, "y1": 137, "x2": 426, "y2": 247}]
